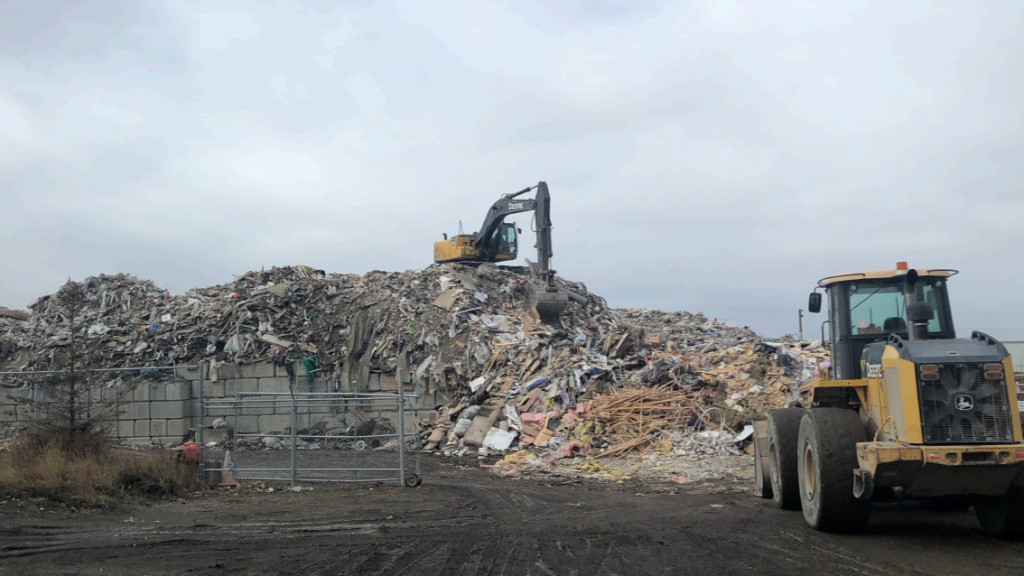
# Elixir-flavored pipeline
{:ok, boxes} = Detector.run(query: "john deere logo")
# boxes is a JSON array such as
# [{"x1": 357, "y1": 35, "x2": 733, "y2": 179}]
[{"x1": 955, "y1": 395, "x2": 974, "y2": 411}]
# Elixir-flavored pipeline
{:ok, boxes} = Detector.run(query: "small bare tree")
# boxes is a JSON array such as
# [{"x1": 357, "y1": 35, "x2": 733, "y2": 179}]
[{"x1": 27, "y1": 280, "x2": 119, "y2": 455}]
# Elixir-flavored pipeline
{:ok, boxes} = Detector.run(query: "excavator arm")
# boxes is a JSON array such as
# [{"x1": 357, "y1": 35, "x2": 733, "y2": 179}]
[{"x1": 523, "y1": 181, "x2": 567, "y2": 320}]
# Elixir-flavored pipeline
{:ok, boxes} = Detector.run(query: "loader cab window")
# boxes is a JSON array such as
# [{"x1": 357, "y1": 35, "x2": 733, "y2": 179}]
[{"x1": 847, "y1": 278, "x2": 951, "y2": 336}]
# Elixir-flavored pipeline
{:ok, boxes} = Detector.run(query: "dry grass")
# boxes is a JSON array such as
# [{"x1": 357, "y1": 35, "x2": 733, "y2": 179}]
[{"x1": 0, "y1": 440, "x2": 203, "y2": 508}]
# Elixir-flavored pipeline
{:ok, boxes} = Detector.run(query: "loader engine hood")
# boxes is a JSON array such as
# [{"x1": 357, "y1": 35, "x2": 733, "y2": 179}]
[
  {"x1": 863, "y1": 331, "x2": 1016, "y2": 445},
  {"x1": 888, "y1": 331, "x2": 1008, "y2": 365}
]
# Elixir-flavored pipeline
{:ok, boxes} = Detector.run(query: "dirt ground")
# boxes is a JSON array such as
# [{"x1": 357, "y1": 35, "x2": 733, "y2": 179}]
[{"x1": 2, "y1": 459, "x2": 1023, "y2": 576}]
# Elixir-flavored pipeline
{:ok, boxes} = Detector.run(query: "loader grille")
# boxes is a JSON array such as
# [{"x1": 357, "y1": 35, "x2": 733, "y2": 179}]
[{"x1": 918, "y1": 363, "x2": 1014, "y2": 444}]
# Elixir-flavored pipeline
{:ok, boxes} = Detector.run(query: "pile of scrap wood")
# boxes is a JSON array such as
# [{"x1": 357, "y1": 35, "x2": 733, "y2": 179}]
[{"x1": 590, "y1": 386, "x2": 699, "y2": 458}]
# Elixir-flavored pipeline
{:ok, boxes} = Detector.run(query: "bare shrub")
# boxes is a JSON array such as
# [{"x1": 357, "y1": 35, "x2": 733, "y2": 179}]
[{"x1": 0, "y1": 439, "x2": 202, "y2": 507}]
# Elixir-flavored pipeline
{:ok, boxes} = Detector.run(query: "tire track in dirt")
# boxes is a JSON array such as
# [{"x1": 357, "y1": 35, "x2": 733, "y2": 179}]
[{"x1": 4, "y1": 471, "x2": 1024, "y2": 576}]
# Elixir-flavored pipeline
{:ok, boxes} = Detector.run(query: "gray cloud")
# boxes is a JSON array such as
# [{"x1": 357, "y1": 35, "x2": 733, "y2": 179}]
[{"x1": 1, "y1": 0, "x2": 1023, "y2": 340}]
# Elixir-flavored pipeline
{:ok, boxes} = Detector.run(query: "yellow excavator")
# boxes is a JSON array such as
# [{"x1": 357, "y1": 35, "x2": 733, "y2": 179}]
[
  {"x1": 753, "y1": 262, "x2": 1024, "y2": 538},
  {"x1": 433, "y1": 181, "x2": 569, "y2": 322}
]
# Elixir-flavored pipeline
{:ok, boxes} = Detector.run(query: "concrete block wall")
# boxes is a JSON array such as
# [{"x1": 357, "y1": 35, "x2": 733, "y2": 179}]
[{"x1": 0, "y1": 361, "x2": 451, "y2": 445}]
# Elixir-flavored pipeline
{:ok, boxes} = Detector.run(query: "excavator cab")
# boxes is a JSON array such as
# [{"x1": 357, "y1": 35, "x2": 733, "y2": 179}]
[{"x1": 485, "y1": 223, "x2": 519, "y2": 262}]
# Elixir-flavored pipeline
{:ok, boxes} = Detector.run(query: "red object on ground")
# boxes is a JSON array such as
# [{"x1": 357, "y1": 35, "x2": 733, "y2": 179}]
[{"x1": 181, "y1": 442, "x2": 199, "y2": 464}]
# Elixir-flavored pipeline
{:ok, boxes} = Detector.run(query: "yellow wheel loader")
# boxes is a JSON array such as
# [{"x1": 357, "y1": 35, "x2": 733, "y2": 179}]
[
  {"x1": 433, "y1": 181, "x2": 569, "y2": 322},
  {"x1": 754, "y1": 263, "x2": 1024, "y2": 537}
]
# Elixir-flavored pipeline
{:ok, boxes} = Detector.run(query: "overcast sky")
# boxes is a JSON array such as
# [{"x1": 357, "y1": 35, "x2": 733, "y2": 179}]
[{"x1": 1, "y1": 0, "x2": 1022, "y2": 340}]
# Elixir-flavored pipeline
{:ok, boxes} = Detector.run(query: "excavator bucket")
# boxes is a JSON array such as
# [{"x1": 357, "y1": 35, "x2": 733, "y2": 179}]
[{"x1": 528, "y1": 282, "x2": 569, "y2": 323}]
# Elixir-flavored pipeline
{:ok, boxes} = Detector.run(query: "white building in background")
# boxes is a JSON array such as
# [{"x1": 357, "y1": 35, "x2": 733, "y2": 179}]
[{"x1": 1005, "y1": 341, "x2": 1024, "y2": 373}]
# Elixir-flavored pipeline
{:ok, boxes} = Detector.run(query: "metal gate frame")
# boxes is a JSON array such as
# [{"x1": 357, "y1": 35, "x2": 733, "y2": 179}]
[{"x1": 202, "y1": 381, "x2": 421, "y2": 487}]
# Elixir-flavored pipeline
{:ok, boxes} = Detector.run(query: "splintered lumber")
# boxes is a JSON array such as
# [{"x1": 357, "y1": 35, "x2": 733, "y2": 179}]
[{"x1": 592, "y1": 386, "x2": 699, "y2": 458}]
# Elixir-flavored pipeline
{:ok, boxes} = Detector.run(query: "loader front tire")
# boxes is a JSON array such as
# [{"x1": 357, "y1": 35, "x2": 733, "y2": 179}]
[
  {"x1": 767, "y1": 408, "x2": 804, "y2": 510},
  {"x1": 975, "y1": 488, "x2": 1024, "y2": 540},
  {"x1": 797, "y1": 408, "x2": 871, "y2": 532}
]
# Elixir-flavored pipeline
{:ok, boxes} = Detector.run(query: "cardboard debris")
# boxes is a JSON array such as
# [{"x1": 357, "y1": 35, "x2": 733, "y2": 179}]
[
  {"x1": 432, "y1": 289, "x2": 459, "y2": 311},
  {"x1": 260, "y1": 334, "x2": 294, "y2": 348}
]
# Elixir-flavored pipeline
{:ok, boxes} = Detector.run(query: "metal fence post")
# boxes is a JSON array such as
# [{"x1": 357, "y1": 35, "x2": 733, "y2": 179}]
[
  {"x1": 85, "y1": 371, "x2": 92, "y2": 423},
  {"x1": 290, "y1": 374, "x2": 298, "y2": 487},
  {"x1": 397, "y1": 350, "x2": 406, "y2": 485},
  {"x1": 197, "y1": 362, "x2": 205, "y2": 478}
]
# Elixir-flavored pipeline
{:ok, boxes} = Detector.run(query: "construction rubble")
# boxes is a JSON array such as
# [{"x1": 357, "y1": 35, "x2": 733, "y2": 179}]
[{"x1": 0, "y1": 264, "x2": 830, "y2": 481}]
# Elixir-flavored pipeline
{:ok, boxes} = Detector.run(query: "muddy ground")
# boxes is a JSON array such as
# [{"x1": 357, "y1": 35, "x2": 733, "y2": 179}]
[{"x1": 2, "y1": 459, "x2": 1023, "y2": 576}]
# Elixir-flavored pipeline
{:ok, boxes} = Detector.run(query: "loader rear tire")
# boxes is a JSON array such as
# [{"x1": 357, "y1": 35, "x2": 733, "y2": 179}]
[
  {"x1": 975, "y1": 488, "x2": 1024, "y2": 540},
  {"x1": 767, "y1": 408, "x2": 804, "y2": 510},
  {"x1": 797, "y1": 408, "x2": 871, "y2": 532}
]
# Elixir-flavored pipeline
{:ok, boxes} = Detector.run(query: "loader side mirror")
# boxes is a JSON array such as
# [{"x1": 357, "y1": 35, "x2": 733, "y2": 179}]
[{"x1": 808, "y1": 292, "x2": 822, "y2": 314}]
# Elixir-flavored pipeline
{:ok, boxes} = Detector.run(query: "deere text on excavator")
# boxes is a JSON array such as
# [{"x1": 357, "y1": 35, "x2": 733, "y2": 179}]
[
  {"x1": 433, "y1": 181, "x2": 569, "y2": 322},
  {"x1": 753, "y1": 263, "x2": 1024, "y2": 538}
]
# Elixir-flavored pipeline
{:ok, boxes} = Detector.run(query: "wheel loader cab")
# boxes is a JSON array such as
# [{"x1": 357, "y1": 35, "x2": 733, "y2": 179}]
[{"x1": 816, "y1": 269, "x2": 956, "y2": 380}]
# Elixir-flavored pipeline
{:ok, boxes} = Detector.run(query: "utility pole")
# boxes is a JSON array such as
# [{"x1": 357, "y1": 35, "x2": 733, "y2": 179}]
[{"x1": 798, "y1": 309, "x2": 804, "y2": 342}]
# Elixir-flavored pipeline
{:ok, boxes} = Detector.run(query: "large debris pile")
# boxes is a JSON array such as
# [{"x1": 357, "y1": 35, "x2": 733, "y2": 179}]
[
  {"x1": 0, "y1": 265, "x2": 603, "y2": 379},
  {"x1": 416, "y1": 311, "x2": 828, "y2": 467},
  {"x1": 1, "y1": 264, "x2": 829, "y2": 464}
]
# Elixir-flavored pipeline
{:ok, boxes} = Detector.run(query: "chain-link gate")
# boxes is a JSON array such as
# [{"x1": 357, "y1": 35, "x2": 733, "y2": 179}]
[{"x1": 203, "y1": 390, "x2": 421, "y2": 487}]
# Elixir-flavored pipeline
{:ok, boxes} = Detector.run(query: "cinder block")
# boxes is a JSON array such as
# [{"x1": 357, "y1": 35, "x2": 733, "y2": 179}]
[
  {"x1": 151, "y1": 400, "x2": 187, "y2": 419},
  {"x1": 6, "y1": 387, "x2": 30, "y2": 400},
  {"x1": 127, "y1": 401, "x2": 150, "y2": 420},
  {"x1": 151, "y1": 419, "x2": 166, "y2": 437},
  {"x1": 379, "y1": 374, "x2": 398, "y2": 392},
  {"x1": 165, "y1": 381, "x2": 192, "y2": 401},
  {"x1": 132, "y1": 384, "x2": 150, "y2": 402},
  {"x1": 235, "y1": 379, "x2": 259, "y2": 395},
  {"x1": 16, "y1": 403, "x2": 35, "y2": 420},
  {"x1": 216, "y1": 363, "x2": 240, "y2": 380},
  {"x1": 258, "y1": 414, "x2": 292, "y2": 433},
  {"x1": 149, "y1": 383, "x2": 166, "y2": 402},
  {"x1": 207, "y1": 406, "x2": 234, "y2": 417},
  {"x1": 174, "y1": 366, "x2": 202, "y2": 381},
  {"x1": 202, "y1": 381, "x2": 226, "y2": 398},
  {"x1": 134, "y1": 420, "x2": 151, "y2": 438},
  {"x1": 166, "y1": 419, "x2": 188, "y2": 438},
  {"x1": 240, "y1": 362, "x2": 276, "y2": 379},
  {"x1": 234, "y1": 415, "x2": 258, "y2": 432},
  {"x1": 368, "y1": 373, "x2": 382, "y2": 392},
  {"x1": 259, "y1": 377, "x2": 291, "y2": 394},
  {"x1": 118, "y1": 420, "x2": 135, "y2": 439}
]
